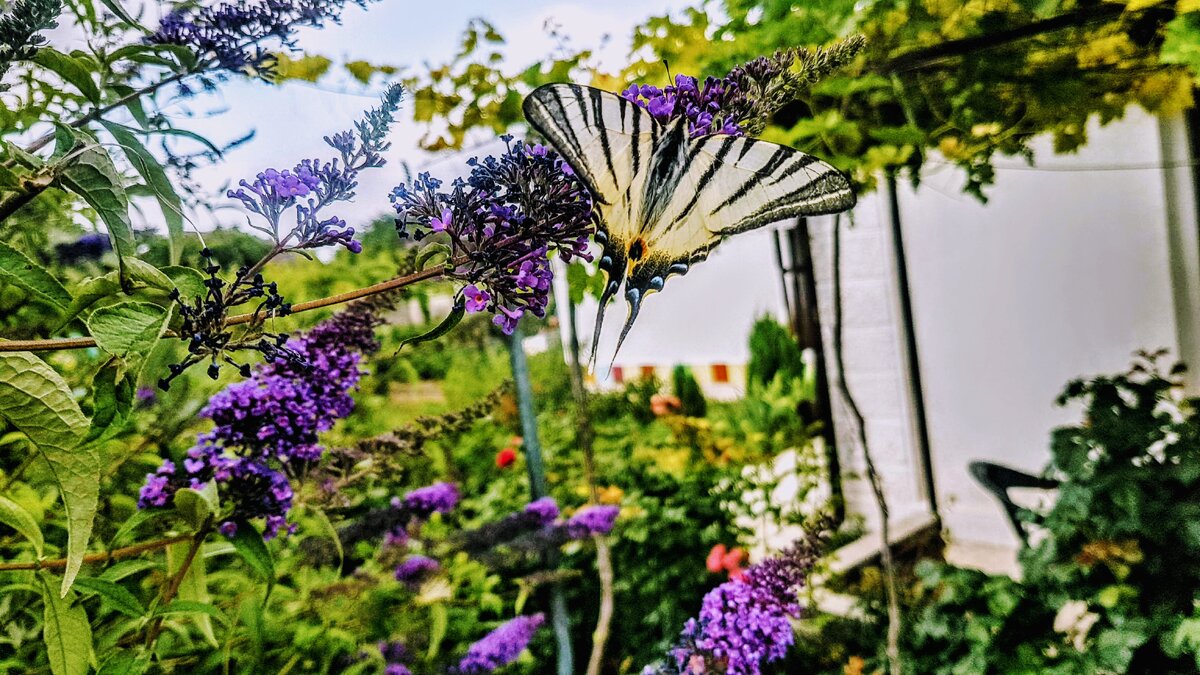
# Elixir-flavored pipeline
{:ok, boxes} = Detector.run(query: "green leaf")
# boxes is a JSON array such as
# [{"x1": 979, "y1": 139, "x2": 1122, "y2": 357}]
[
  {"x1": 40, "y1": 574, "x2": 93, "y2": 675},
  {"x1": 95, "y1": 651, "x2": 151, "y2": 675},
  {"x1": 162, "y1": 265, "x2": 206, "y2": 302},
  {"x1": 0, "y1": 494, "x2": 44, "y2": 557},
  {"x1": 88, "y1": 358, "x2": 135, "y2": 441},
  {"x1": 72, "y1": 576, "x2": 144, "y2": 617},
  {"x1": 58, "y1": 145, "x2": 136, "y2": 287},
  {"x1": 173, "y1": 481, "x2": 218, "y2": 530},
  {"x1": 0, "y1": 241, "x2": 71, "y2": 310},
  {"x1": 100, "y1": 122, "x2": 185, "y2": 265},
  {"x1": 0, "y1": 354, "x2": 95, "y2": 595},
  {"x1": 416, "y1": 242, "x2": 451, "y2": 270},
  {"x1": 229, "y1": 522, "x2": 274, "y2": 596},
  {"x1": 396, "y1": 301, "x2": 465, "y2": 353},
  {"x1": 156, "y1": 599, "x2": 228, "y2": 627},
  {"x1": 427, "y1": 602, "x2": 448, "y2": 659},
  {"x1": 166, "y1": 542, "x2": 218, "y2": 645},
  {"x1": 86, "y1": 301, "x2": 169, "y2": 365},
  {"x1": 56, "y1": 272, "x2": 122, "y2": 328},
  {"x1": 97, "y1": 0, "x2": 145, "y2": 30},
  {"x1": 108, "y1": 85, "x2": 150, "y2": 129},
  {"x1": 123, "y1": 257, "x2": 174, "y2": 291},
  {"x1": 33, "y1": 48, "x2": 101, "y2": 103},
  {"x1": 99, "y1": 559, "x2": 159, "y2": 582}
]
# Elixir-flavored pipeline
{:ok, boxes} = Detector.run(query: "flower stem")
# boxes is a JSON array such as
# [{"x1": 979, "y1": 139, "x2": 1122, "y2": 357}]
[
  {"x1": 0, "y1": 533, "x2": 194, "y2": 571},
  {"x1": 0, "y1": 259, "x2": 462, "y2": 353},
  {"x1": 145, "y1": 525, "x2": 210, "y2": 649}
]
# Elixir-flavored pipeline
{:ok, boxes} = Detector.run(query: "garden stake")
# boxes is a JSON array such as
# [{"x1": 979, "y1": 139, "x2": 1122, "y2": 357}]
[{"x1": 508, "y1": 326, "x2": 573, "y2": 675}]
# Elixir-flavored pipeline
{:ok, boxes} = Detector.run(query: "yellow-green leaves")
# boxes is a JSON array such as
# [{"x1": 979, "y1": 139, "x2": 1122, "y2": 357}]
[
  {"x1": 87, "y1": 301, "x2": 170, "y2": 366},
  {"x1": 0, "y1": 494, "x2": 44, "y2": 557},
  {"x1": 0, "y1": 240, "x2": 71, "y2": 312},
  {"x1": 40, "y1": 573, "x2": 93, "y2": 675},
  {"x1": 0, "y1": 353, "x2": 96, "y2": 595}
]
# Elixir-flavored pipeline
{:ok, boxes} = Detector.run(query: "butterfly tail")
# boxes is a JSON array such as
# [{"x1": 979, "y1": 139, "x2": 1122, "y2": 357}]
[
  {"x1": 606, "y1": 286, "x2": 645, "y2": 374},
  {"x1": 588, "y1": 242, "x2": 628, "y2": 373},
  {"x1": 588, "y1": 277, "x2": 620, "y2": 372}
]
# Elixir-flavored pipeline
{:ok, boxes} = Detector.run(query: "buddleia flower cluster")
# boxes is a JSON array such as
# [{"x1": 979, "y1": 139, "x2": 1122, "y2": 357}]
[
  {"x1": 620, "y1": 36, "x2": 866, "y2": 138},
  {"x1": 138, "y1": 301, "x2": 385, "y2": 538},
  {"x1": 228, "y1": 82, "x2": 404, "y2": 252},
  {"x1": 621, "y1": 75, "x2": 746, "y2": 138},
  {"x1": 642, "y1": 530, "x2": 826, "y2": 675},
  {"x1": 148, "y1": 0, "x2": 372, "y2": 73},
  {"x1": 390, "y1": 137, "x2": 597, "y2": 334},
  {"x1": 162, "y1": 84, "x2": 403, "y2": 385},
  {"x1": 455, "y1": 614, "x2": 546, "y2": 674}
]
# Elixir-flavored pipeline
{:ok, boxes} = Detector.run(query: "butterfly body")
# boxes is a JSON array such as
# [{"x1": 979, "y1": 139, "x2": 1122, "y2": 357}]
[{"x1": 523, "y1": 83, "x2": 856, "y2": 367}]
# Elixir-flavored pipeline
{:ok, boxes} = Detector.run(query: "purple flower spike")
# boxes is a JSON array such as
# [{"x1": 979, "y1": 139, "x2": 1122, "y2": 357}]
[
  {"x1": 565, "y1": 505, "x2": 620, "y2": 538},
  {"x1": 456, "y1": 614, "x2": 545, "y2": 674},
  {"x1": 402, "y1": 482, "x2": 460, "y2": 517},
  {"x1": 524, "y1": 497, "x2": 560, "y2": 526},
  {"x1": 431, "y1": 208, "x2": 453, "y2": 232},
  {"x1": 394, "y1": 555, "x2": 441, "y2": 586}
]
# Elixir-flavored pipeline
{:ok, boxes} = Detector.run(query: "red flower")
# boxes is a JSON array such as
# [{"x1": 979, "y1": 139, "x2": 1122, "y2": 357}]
[
  {"x1": 706, "y1": 544, "x2": 728, "y2": 573},
  {"x1": 496, "y1": 447, "x2": 517, "y2": 468}
]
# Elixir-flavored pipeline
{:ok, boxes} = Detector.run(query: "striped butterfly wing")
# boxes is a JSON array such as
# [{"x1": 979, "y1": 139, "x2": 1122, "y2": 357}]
[{"x1": 523, "y1": 83, "x2": 856, "y2": 367}]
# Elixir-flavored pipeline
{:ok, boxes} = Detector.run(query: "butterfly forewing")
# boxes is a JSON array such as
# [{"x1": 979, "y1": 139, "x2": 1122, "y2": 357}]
[{"x1": 523, "y1": 83, "x2": 856, "y2": 366}]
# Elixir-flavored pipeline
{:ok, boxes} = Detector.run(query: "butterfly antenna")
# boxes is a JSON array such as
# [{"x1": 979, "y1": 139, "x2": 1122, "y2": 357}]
[{"x1": 663, "y1": 59, "x2": 673, "y2": 83}]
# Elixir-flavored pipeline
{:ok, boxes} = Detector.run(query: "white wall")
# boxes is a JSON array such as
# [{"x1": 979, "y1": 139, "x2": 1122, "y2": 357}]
[{"x1": 899, "y1": 107, "x2": 1184, "y2": 548}]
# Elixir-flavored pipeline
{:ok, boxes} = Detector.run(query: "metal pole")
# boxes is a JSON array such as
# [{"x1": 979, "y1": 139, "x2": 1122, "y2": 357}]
[{"x1": 508, "y1": 327, "x2": 572, "y2": 675}]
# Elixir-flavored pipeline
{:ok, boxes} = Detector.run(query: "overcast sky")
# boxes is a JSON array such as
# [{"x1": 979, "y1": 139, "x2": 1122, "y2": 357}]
[{"x1": 159, "y1": 1, "x2": 689, "y2": 231}]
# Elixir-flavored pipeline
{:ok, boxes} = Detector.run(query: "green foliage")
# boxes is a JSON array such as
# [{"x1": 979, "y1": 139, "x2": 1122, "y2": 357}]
[
  {"x1": 746, "y1": 315, "x2": 806, "y2": 390},
  {"x1": 671, "y1": 364, "x2": 707, "y2": 417},
  {"x1": 795, "y1": 355, "x2": 1200, "y2": 674}
]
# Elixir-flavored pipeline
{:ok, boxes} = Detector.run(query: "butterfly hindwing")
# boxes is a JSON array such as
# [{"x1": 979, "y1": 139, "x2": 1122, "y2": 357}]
[{"x1": 523, "y1": 83, "x2": 856, "y2": 367}]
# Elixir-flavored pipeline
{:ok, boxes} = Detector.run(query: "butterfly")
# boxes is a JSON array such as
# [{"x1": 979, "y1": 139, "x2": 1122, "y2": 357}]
[{"x1": 522, "y1": 83, "x2": 856, "y2": 368}]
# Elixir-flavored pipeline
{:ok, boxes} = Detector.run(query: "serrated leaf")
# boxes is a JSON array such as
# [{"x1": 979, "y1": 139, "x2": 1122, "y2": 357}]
[
  {"x1": 58, "y1": 145, "x2": 135, "y2": 286},
  {"x1": 40, "y1": 574, "x2": 93, "y2": 675},
  {"x1": 100, "y1": 122, "x2": 184, "y2": 265},
  {"x1": 123, "y1": 257, "x2": 174, "y2": 291},
  {"x1": 0, "y1": 354, "x2": 95, "y2": 596},
  {"x1": 229, "y1": 522, "x2": 274, "y2": 597},
  {"x1": 162, "y1": 265, "x2": 206, "y2": 301},
  {"x1": 72, "y1": 576, "x2": 144, "y2": 617},
  {"x1": 0, "y1": 494, "x2": 44, "y2": 557},
  {"x1": 33, "y1": 48, "x2": 101, "y2": 103},
  {"x1": 166, "y1": 542, "x2": 218, "y2": 645},
  {"x1": 86, "y1": 301, "x2": 169, "y2": 364},
  {"x1": 0, "y1": 241, "x2": 71, "y2": 310}
]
